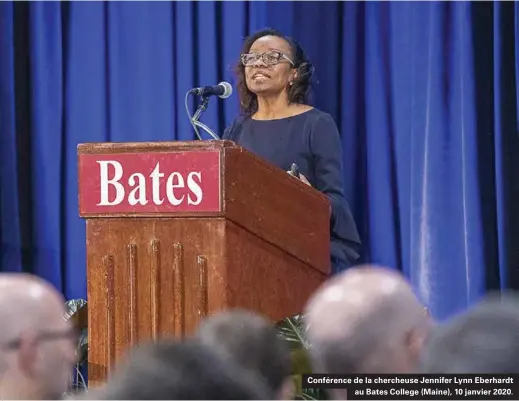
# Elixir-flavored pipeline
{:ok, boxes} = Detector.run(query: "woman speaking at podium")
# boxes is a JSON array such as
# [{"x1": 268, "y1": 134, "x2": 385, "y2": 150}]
[{"x1": 222, "y1": 28, "x2": 361, "y2": 274}]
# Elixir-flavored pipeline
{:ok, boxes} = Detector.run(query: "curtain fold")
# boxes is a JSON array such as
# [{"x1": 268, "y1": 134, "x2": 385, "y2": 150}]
[
  {"x1": 0, "y1": 1, "x2": 517, "y2": 320},
  {"x1": 0, "y1": 2, "x2": 22, "y2": 273},
  {"x1": 492, "y1": 2, "x2": 519, "y2": 291}
]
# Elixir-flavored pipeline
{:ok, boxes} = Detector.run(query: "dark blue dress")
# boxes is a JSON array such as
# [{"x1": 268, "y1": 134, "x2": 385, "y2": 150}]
[{"x1": 222, "y1": 108, "x2": 361, "y2": 274}]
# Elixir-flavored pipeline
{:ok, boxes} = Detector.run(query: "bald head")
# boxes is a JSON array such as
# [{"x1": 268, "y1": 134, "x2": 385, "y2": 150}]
[
  {"x1": 0, "y1": 273, "x2": 65, "y2": 344},
  {"x1": 305, "y1": 265, "x2": 430, "y2": 375},
  {"x1": 0, "y1": 273, "x2": 76, "y2": 399}
]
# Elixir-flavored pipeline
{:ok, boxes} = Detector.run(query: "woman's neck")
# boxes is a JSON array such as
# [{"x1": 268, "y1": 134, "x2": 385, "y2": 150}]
[{"x1": 254, "y1": 93, "x2": 293, "y2": 120}]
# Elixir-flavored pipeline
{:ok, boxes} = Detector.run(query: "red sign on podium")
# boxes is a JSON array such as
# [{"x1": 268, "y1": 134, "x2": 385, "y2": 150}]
[{"x1": 78, "y1": 151, "x2": 221, "y2": 214}]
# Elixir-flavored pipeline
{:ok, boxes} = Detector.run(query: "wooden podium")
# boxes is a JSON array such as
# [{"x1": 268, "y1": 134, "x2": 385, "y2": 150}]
[{"x1": 78, "y1": 140, "x2": 330, "y2": 386}]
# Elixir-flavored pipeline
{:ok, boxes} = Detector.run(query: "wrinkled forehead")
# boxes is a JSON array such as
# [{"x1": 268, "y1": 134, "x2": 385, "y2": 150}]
[{"x1": 249, "y1": 35, "x2": 293, "y2": 57}]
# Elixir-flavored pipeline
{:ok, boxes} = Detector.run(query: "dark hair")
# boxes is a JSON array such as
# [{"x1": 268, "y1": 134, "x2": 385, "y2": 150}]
[
  {"x1": 420, "y1": 293, "x2": 519, "y2": 374},
  {"x1": 195, "y1": 310, "x2": 292, "y2": 396},
  {"x1": 97, "y1": 339, "x2": 269, "y2": 399},
  {"x1": 235, "y1": 28, "x2": 314, "y2": 115}
]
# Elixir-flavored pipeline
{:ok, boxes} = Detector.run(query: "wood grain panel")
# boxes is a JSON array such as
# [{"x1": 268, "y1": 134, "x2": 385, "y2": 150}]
[
  {"x1": 86, "y1": 218, "x2": 225, "y2": 387},
  {"x1": 127, "y1": 244, "x2": 138, "y2": 345},
  {"x1": 150, "y1": 240, "x2": 160, "y2": 339},
  {"x1": 223, "y1": 146, "x2": 330, "y2": 274},
  {"x1": 224, "y1": 220, "x2": 326, "y2": 322},
  {"x1": 172, "y1": 243, "x2": 185, "y2": 337},
  {"x1": 196, "y1": 256, "x2": 208, "y2": 322},
  {"x1": 77, "y1": 140, "x2": 234, "y2": 154}
]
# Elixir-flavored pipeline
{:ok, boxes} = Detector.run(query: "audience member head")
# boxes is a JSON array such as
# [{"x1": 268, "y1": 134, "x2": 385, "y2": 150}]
[
  {"x1": 305, "y1": 265, "x2": 431, "y2": 377},
  {"x1": 195, "y1": 309, "x2": 293, "y2": 399},
  {"x1": 96, "y1": 339, "x2": 269, "y2": 399},
  {"x1": 0, "y1": 273, "x2": 77, "y2": 399},
  {"x1": 421, "y1": 292, "x2": 519, "y2": 373}
]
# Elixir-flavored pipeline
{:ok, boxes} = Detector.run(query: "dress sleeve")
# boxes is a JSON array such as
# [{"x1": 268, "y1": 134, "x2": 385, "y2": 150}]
[{"x1": 309, "y1": 113, "x2": 361, "y2": 258}]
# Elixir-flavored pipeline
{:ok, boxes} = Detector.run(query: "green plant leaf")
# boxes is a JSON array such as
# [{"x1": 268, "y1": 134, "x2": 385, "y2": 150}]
[
  {"x1": 64, "y1": 299, "x2": 87, "y2": 320},
  {"x1": 78, "y1": 328, "x2": 88, "y2": 364},
  {"x1": 277, "y1": 315, "x2": 328, "y2": 400},
  {"x1": 64, "y1": 299, "x2": 88, "y2": 332},
  {"x1": 291, "y1": 348, "x2": 312, "y2": 375},
  {"x1": 302, "y1": 388, "x2": 327, "y2": 400},
  {"x1": 276, "y1": 314, "x2": 310, "y2": 350},
  {"x1": 64, "y1": 299, "x2": 89, "y2": 388},
  {"x1": 301, "y1": 392, "x2": 319, "y2": 400},
  {"x1": 292, "y1": 373, "x2": 302, "y2": 395}
]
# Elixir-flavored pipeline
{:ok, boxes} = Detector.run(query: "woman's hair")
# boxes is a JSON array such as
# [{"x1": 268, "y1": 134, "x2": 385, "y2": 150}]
[{"x1": 235, "y1": 28, "x2": 314, "y2": 116}]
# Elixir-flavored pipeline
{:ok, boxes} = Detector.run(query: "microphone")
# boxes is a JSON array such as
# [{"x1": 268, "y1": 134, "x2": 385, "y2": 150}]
[{"x1": 189, "y1": 81, "x2": 233, "y2": 99}]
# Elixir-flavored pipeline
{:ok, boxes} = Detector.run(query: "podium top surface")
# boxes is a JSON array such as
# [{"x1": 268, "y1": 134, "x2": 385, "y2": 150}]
[{"x1": 77, "y1": 140, "x2": 238, "y2": 154}]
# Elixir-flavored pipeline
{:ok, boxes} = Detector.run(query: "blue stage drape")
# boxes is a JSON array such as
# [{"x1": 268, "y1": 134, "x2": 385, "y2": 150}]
[{"x1": 0, "y1": 1, "x2": 518, "y2": 320}]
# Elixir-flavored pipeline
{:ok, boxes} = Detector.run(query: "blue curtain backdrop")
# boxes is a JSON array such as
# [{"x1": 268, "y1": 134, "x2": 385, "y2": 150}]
[{"x1": 0, "y1": 1, "x2": 518, "y2": 320}]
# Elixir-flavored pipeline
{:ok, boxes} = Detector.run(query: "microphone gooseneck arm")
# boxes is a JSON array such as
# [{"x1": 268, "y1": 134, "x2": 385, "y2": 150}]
[
  {"x1": 184, "y1": 91, "x2": 203, "y2": 140},
  {"x1": 191, "y1": 96, "x2": 210, "y2": 123},
  {"x1": 191, "y1": 97, "x2": 219, "y2": 139},
  {"x1": 192, "y1": 119, "x2": 219, "y2": 140},
  {"x1": 185, "y1": 81, "x2": 232, "y2": 140}
]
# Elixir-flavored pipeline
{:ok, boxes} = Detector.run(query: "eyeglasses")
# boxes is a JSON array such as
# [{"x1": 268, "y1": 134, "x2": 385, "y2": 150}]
[
  {"x1": 1, "y1": 327, "x2": 79, "y2": 350},
  {"x1": 240, "y1": 51, "x2": 295, "y2": 67}
]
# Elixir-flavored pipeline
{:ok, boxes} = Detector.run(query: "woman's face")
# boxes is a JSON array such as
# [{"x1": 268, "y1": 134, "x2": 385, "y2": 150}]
[{"x1": 243, "y1": 35, "x2": 296, "y2": 97}]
